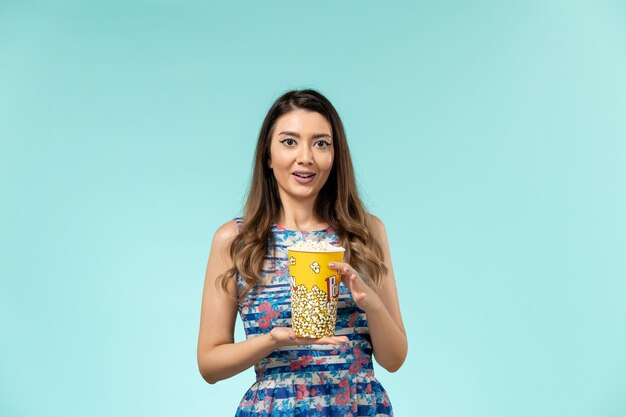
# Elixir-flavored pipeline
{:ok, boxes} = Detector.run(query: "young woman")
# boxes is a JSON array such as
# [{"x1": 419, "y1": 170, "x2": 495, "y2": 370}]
[{"x1": 197, "y1": 89, "x2": 407, "y2": 416}]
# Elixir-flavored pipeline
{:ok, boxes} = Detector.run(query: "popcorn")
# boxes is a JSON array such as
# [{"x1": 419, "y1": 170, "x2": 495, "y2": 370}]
[
  {"x1": 310, "y1": 261, "x2": 321, "y2": 274},
  {"x1": 288, "y1": 240, "x2": 345, "y2": 253},
  {"x1": 290, "y1": 284, "x2": 338, "y2": 338}
]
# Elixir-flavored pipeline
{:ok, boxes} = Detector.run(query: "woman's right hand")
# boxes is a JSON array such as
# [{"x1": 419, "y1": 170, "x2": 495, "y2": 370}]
[{"x1": 269, "y1": 327, "x2": 348, "y2": 348}]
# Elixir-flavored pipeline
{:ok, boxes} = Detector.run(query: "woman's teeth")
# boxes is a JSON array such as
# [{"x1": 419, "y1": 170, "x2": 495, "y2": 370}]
[{"x1": 294, "y1": 173, "x2": 314, "y2": 178}]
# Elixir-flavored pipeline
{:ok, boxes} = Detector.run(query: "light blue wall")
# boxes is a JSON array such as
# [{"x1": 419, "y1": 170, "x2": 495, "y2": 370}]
[{"x1": 1, "y1": 1, "x2": 625, "y2": 416}]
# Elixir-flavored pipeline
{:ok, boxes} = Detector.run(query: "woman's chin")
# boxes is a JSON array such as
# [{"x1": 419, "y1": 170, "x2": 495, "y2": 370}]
[{"x1": 283, "y1": 188, "x2": 321, "y2": 202}]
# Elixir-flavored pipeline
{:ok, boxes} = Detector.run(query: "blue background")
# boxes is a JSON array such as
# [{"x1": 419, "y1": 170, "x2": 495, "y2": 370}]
[{"x1": 1, "y1": 1, "x2": 625, "y2": 416}]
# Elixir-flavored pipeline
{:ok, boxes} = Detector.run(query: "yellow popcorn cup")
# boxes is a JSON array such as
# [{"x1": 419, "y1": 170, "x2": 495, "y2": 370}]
[{"x1": 287, "y1": 246, "x2": 345, "y2": 338}]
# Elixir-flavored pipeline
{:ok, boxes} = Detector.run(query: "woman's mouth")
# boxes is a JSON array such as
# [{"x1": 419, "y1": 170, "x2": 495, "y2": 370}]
[{"x1": 292, "y1": 172, "x2": 316, "y2": 185}]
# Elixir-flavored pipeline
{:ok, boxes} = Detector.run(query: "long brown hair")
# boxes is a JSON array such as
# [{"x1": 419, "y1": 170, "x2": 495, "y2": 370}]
[{"x1": 218, "y1": 89, "x2": 387, "y2": 297}]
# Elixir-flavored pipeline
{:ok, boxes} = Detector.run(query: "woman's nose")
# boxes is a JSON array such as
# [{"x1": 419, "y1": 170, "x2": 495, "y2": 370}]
[{"x1": 296, "y1": 146, "x2": 313, "y2": 165}]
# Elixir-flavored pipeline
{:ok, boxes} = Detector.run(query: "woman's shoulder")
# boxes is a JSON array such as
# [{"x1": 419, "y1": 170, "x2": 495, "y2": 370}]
[
  {"x1": 366, "y1": 213, "x2": 388, "y2": 240},
  {"x1": 211, "y1": 218, "x2": 241, "y2": 248},
  {"x1": 366, "y1": 213, "x2": 385, "y2": 229}
]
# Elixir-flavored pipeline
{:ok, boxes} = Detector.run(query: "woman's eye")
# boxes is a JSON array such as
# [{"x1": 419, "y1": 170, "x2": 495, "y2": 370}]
[
  {"x1": 280, "y1": 139, "x2": 296, "y2": 146},
  {"x1": 314, "y1": 140, "x2": 332, "y2": 148}
]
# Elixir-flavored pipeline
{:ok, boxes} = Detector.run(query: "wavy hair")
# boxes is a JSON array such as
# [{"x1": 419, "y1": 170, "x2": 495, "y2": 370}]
[{"x1": 218, "y1": 89, "x2": 387, "y2": 297}]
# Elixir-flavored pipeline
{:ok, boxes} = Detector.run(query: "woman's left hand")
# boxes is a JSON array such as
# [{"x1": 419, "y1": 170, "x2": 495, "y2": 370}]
[{"x1": 328, "y1": 262, "x2": 381, "y2": 312}]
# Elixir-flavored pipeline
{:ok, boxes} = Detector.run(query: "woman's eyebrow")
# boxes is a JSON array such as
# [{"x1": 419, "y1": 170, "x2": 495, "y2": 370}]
[{"x1": 277, "y1": 131, "x2": 332, "y2": 139}]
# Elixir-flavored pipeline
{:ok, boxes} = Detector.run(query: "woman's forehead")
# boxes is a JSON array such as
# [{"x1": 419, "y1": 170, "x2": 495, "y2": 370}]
[{"x1": 273, "y1": 109, "x2": 332, "y2": 137}]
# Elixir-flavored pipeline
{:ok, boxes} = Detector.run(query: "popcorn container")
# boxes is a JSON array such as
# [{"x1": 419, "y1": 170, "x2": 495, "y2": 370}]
[{"x1": 287, "y1": 243, "x2": 345, "y2": 338}]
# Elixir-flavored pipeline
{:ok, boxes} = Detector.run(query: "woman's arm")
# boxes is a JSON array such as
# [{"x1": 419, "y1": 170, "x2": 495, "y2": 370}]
[
  {"x1": 329, "y1": 215, "x2": 408, "y2": 372},
  {"x1": 197, "y1": 221, "x2": 348, "y2": 384}
]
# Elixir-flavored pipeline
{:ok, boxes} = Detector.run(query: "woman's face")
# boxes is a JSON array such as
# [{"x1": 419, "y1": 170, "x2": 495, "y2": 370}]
[{"x1": 268, "y1": 109, "x2": 334, "y2": 204}]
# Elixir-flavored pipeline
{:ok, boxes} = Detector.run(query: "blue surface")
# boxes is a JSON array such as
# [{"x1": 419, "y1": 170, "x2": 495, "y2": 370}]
[{"x1": 1, "y1": 1, "x2": 625, "y2": 416}]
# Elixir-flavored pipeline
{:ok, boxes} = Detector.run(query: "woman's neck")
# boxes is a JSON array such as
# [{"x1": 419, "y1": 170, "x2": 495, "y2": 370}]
[{"x1": 276, "y1": 193, "x2": 326, "y2": 231}]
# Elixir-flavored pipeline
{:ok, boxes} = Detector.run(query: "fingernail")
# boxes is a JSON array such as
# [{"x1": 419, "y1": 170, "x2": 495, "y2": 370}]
[{"x1": 329, "y1": 262, "x2": 335, "y2": 267}]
